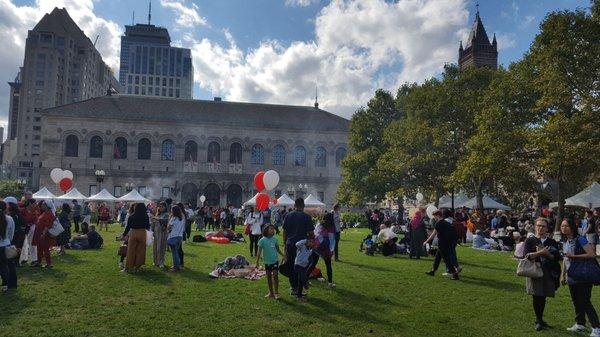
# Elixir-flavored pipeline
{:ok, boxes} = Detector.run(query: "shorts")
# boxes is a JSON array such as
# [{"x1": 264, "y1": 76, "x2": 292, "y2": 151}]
[{"x1": 264, "y1": 261, "x2": 279, "y2": 271}]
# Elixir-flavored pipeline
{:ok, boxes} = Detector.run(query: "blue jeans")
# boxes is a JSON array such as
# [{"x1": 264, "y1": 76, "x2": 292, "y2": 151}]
[
  {"x1": 294, "y1": 264, "x2": 309, "y2": 297},
  {"x1": 0, "y1": 247, "x2": 17, "y2": 289},
  {"x1": 167, "y1": 237, "x2": 183, "y2": 269}
]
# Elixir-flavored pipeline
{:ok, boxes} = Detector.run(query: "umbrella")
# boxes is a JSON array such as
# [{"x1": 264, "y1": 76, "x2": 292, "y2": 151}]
[
  {"x1": 457, "y1": 195, "x2": 511, "y2": 210},
  {"x1": 118, "y1": 189, "x2": 149, "y2": 203},
  {"x1": 57, "y1": 188, "x2": 87, "y2": 200},
  {"x1": 88, "y1": 188, "x2": 116, "y2": 201},
  {"x1": 243, "y1": 193, "x2": 259, "y2": 206},
  {"x1": 304, "y1": 194, "x2": 326, "y2": 208},
  {"x1": 32, "y1": 187, "x2": 57, "y2": 200},
  {"x1": 276, "y1": 193, "x2": 295, "y2": 207}
]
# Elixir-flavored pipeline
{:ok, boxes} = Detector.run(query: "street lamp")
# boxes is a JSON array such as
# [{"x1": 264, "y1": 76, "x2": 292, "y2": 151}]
[
  {"x1": 125, "y1": 182, "x2": 134, "y2": 192},
  {"x1": 17, "y1": 178, "x2": 27, "y2": 190},
  {"x1": 287, "y1": 185, "x2": 295, "y2": 198},
  {"x1": 95, "y1": 169, "x2": 105, "y2": 189}
]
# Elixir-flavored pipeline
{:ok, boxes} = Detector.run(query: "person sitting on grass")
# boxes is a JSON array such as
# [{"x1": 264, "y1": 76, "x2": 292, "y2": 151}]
[
  {"x1": 255, "y1": 224, "x2": 283, "y2": 299},
  {"x1": 294, "y1": 235, "x2": 315, "y2": 301},
  {"x1": 473, "y1": 229, "x2": 497, "y2": 250},
  {"x1": 70, "y1": 225, "x2": 104, "y2": 250},
  {"x1": 377, "y1": 223, "x2": 398, "y2": 256}
]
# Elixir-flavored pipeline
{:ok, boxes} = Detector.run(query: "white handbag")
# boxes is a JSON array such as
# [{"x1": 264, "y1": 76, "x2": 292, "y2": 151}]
[{"x1": 48, "y1": 218, "x2": 65, "y2": 237}]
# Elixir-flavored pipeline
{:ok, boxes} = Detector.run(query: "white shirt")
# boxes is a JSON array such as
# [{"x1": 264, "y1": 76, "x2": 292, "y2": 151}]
[
  {"x1": 168, "y1": 216, "x2": 186, "y2": 239},
  {"x1": 0, "y1": 215, "x2": 15, "y2": 247},
  {"x1": 246, "y1": 212, "x2": 263, "y2": 235}
]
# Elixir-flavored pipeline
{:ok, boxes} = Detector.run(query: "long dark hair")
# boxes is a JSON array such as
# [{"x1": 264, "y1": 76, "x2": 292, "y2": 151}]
[
  {"x1": 62, "y1": 203, "x2": 71, "y2": 213},
  {"x1": 133, "y1": 202, "x2": 147, "y2": 218},
  {"x1": 562, "y1": 217, "x2": 579, "y2": 240},
  {"x1": 0, "y1": 201, "x2": 7, "y2": 239},
  {"x1": 176, "y1": 203, "x2": 186, "y2": 220},
  {"x1": 171, "y1": 205, "x2": 183, "y2": 221}
]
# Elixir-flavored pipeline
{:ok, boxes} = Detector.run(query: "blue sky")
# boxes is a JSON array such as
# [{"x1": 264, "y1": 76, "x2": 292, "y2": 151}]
[{"x1": 0, "y1": 0, "x2": 592, "y2": 127}]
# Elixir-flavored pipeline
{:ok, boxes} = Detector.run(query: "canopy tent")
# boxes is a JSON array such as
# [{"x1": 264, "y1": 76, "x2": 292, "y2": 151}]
[
  {"x1": 32, "y1": 187, "x2": 57, "y2": 200},
  {"x1": 438, "y1": 193, "x2": 471, "y2": 209},
  {"x1": 243, "y1": 193, "x2": 259, "y2": 206},
  {"x1": 457, "y1": 195, "x2": 512, "y2": 210},
  {"x1": 549, "y1": 182, "x2": 600, "y2": 209},
  {"x1": 118, "y1": 189, "x2": 149, "y2": 203},
  {"x1": 276, "y1": 193, "x2": 295, "y2": 207},
  {"x1": 57, "y1": 188, "x2": 87, "y2": 200},
  {"x1": 88, "y1": 188, "x2": 116, "y2": 202},
  {"x1": 304, "y1": 194, "x2": 326, "y2": 208}
]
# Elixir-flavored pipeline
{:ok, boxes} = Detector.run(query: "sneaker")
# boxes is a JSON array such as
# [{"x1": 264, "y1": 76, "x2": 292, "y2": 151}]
[
  {"x1": 442, "y1": 272, "x2": 450, "y2": 276},
  {"x1": 118, "y1": 262, "x2": 124, "y2": 269},
  {"x1": 590, "y1": 328, "x2": 600, "y2": 337},
  {"x1": 425, "y1": 271, "x2": 435, "y2": 276},
  {"x1": 535, "y1": 322, "x2": 543, "y2": 331},
  {"x1": 566, "y1": 324, "x2": 586, "y2": 333},
  {"x1": 328, "y1": 282, "x2": 336, "y2": 288},
  {"x1": 456, "y1": 266, "x2": 463, "y2": 274},
  {"x1": 450, "y1": 273, "x2": 459, "y2": 280}
]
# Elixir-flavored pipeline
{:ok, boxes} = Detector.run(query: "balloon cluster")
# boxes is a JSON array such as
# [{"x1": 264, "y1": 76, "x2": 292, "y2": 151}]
[
  {"x1": 50, "y1": 168, "x2": 74, "y2": 192},
  {"x1": 254, "y1": 170, "x2": 280, "y2": 211}
]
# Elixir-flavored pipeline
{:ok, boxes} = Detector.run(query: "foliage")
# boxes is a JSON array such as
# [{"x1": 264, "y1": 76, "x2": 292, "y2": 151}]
[
  {"x1": 0, "y1": 180, "x2": 24, "y2": 199},
  {"x1": 341, "y1": 212, "x2": 367, "y2": 227}
]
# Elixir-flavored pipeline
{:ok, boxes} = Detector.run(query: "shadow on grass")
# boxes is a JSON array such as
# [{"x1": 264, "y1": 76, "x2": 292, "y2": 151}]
[
  {"x1": 458, "y1": 260, "x2": 514, "y2": 273},
  {"x1": 131, "y1": 268, "x2": 173, "y2": 285},
  {"x1": 0, "y1": 291, "x2": 34, "y2": 323},
  {"x1": 337, "y1": 260, "x2": 400, "y2": 273},
  {"x1": 459, "y1": 275, "x2": 522, "y2": 293}
]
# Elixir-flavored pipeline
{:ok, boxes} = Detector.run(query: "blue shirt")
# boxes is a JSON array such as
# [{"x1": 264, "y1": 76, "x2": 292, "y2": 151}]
[
  {"x1": 491, "y1": 217, "x2": 498, "y2": 229},
  {"x1": 0, "y1": 215, "x2": 15, "y2": 247},
  {"x1": 295, "y1": 239, "x2": 313, "y2": 267},
  {"x1": 168, "y1": 217, "x2": 185, "y2": 239},
  {"x1": 258, "y1": 236, "x2": 279, "y2": 265}
]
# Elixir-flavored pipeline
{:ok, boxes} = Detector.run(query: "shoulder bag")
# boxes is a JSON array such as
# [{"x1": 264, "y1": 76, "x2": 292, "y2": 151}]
[
  {"x1": 48, "y1": 218, "x2": 65, "y2": 237},
  {"x1": 567, "y1": 237, "x2": 600, "y2": 285},
  {"x1": 517, "y1": 258, "x2": 543, "y2": 278}
]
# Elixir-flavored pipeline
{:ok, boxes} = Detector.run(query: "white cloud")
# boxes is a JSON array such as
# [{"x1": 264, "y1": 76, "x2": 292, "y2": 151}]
[
  {"x1": 160, "y1": 0, "x2": 207, "y2": 29},
  {"x1": 496, "y1": 33, "x2": 516, "y2": 50},
  {"x1": 285, "y1": 0, "x2": 319, "y2": 7},
  {"x1": 519, "y1": 15, "x2": 535, "y2": 29},
  {"x1": 190, "y1": 0, "x2": 469, "y2": 118}
]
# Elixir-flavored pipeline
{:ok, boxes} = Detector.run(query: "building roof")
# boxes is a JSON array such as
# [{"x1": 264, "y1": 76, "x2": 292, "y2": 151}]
[
  {"x1": 465, "y1": 12, "x2": 491, "y2": 48},
  {"x1": 43, "y1": 95, "x2": 350, "y2": 133},
  {"x1": 33, "y1": 8, "x2": 91, "y2": 46}
]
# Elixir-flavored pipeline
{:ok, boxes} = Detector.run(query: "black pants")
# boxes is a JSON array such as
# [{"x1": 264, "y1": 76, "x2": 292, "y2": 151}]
[
  {"x1": 294, "y1": 264, "x2": 309, "y2": 297},
  {"x1": 184, "y1": 220, "x2": 191, "y2": 241},
  {"x1": 307, "y1": 252, "x2": 333, "y2": 283},
  {"x1": 0, "y1": 247, "x2": 17, "y2": 289},
  {"x1": 73, "y1": 216, "x2": 81, "y2": 233},
  {"x1": 334, "y1": 232, "x2": 340, "y2": 260},
  {"x1": 286, "y1": 243, "x2": 298, "y2": 290},
  {"x1": 569, "y1": 283, "x2": 600, "y2": 328},
  {"x1": 533, "y1": 295, "x2": 547, "y2": 323},
  {"x1": 432, "y1": 244, "x2": 458, "y2": 273},
  {"x1": 177, "y1": 244, "x2": 185, "y2": 267},
  {"x1": 249, "y1": 234, "x2": 260, "y2": 256}
]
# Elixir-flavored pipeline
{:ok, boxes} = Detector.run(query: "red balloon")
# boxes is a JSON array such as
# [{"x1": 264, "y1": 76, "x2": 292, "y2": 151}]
[
  {"x1": 256, "y1": 193, "x2": 270, "y2": 211},
  {"x1": 254, "y1": 171, "x2": 266, "y2": 192},
  {"x1": 59, "y1": 178, "x2": 73, "y2": 192}
]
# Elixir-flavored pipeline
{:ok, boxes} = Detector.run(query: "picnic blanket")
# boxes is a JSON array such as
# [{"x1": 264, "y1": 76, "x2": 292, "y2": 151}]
[{"x1": 208, "y1": 254, "x2": 266, "y2": 280}]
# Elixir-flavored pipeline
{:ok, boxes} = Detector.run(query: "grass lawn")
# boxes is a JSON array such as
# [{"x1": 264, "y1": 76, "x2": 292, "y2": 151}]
[{"x1": 1, "y1": 223, "x2": 599, "y2": 337}]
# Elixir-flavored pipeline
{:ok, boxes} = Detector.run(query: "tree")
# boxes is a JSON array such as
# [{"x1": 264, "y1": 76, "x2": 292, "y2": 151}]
[{"x1": 0, "y1": 180, "x2": 24, "y2": 199}]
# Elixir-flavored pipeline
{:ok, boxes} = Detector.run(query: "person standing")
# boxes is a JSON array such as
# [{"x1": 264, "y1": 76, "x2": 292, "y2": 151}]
[
  {"x1": 0, "y1": 201, "x2": 17, "y2": 291},
  {"x1": 72, "y1": 200, "x2": 82, "y2": 233},
  {"x1": 98, "y1": 203, "x2": 110, "y2": 231},
  {"x1": 246, "y1": 207, "x2": 263, "y2": 257},
  {"x1": 582, "y1": 210, "x2": 598, "y2": 247},
  {"x1": 524, "y1": 218, "x2": 561, "y2": 331},
  {"x1": 560, "y1": 218, "x2": 600, "y2": 336},
  {"x1": 294, "y1": 237, "x2": 315, "y2": 301},
  {"x1": 282, "y1": 198, "x2": 315, "y2": 296},
  {"x1": 195, "y1": 206, "x2": 206, "y2": 231},
  {"x1": 236, "y1": 207, "x2": 244, "y2": 231},
  {"x1": 424, "y1": 209, "x2": 460, "y2": 280},
  {"x1": 33, "y1": 200, "x2": 56, "y2": 268},
  {"x1": 167, "y1": 205, "x2": 186, "y2": 272},
  {"x1": 255, "y1": 224, "x2": 283, "y2": 299},
  {"x1": 122, "y1": 203, "x2": 150, "y2": 272},
  {"x1": 333, "y1": 204, "x2": 342, "y2": 262},
  {"x1": 226, "y1": 205, "x2": 236, "y2": 231},
  {"x1": 4, "y1": 197, "x2": 25, "y2": 253},
  {"x1": 56, "y1": 203, "x2": 72, "y2": 255},
  {"x1": 151, "y1": 202, "x2": 169, "y2": 269},
  {"x1": 82, "y1": 202, "x2": 92, "y2": 234},
  {"x1": 308, "y1": 212, "x2": 336, "y2": 287},
  {"x1": 409, "y1": 208, "x2": 427, "y2": 259},
  {"x1": 20, "y1": 199, "x2": 39, "y2": 265}
]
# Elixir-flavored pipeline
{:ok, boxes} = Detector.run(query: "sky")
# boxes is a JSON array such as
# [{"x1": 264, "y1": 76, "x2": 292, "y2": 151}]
[{"x1": 0, "y1": 0, "x2": 592, "y2": 134}]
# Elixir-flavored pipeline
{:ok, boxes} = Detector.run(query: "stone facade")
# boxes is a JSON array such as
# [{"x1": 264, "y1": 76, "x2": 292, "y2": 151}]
[{"x1": 40, "y1": 94, "x2": 349, "y2": 208}]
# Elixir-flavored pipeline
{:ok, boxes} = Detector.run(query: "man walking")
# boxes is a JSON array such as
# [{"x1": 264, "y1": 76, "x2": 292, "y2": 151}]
[
  {"x1": 333, "y1": 203, "x2": 342, "y2": 261},
  {"x1": 424, "y1": 209, "x2": 460, "y2": 280},
  {"x1": 282, "y1": 198, "x2": 314, "y2": 296}
]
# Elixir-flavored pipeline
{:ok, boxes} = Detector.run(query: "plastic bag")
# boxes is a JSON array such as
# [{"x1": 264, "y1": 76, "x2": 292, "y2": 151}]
[{"x1": 146, "y1": 230, "x2": 154, "y2": 246}]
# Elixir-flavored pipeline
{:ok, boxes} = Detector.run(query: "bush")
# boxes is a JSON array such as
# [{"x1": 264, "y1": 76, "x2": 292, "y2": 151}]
[
  {"x1": 0, "y1": 180, "x2": 24, "y2": 200},
  {"x1": 342, "y1": 212, "x2": 367, "y2": 227}
]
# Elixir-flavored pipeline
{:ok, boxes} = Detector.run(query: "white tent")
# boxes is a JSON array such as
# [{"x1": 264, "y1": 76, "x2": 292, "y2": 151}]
[
  {"x1": 276, "y1": 193, "x2": 295, "y2": 207},
  {"x1": 457, "y1": 195, "x2": 511, "y2": 210},
  {"x1": 438, "y1": 193, "x2": 471, "y2": 209},
  {"x1": 57, "y1": 188, "x2": 87, "y2": 200},
  {"x1": 304, "y1": 194, "x2": 326, "y2": 208},
  {"x1": 88, "y1": 188, "x2": 116, "y2": 201},
  {"x1": 118, "y1": 189, "x2": 149, "y2": 203},
  {"x1": 32, "y1": 187, "x2": 57, "y2": 200},
  {"x1": 243, "y1": 193, "x2": 259, "y2": 206},
  {"x1": 549, "y1": 182, "x2": 600, "y2": 209}
]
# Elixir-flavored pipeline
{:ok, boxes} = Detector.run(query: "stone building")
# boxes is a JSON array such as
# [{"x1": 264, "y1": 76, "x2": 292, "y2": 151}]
[
  {"x1": 41, "y1": 94, "x2": 349, "y2": 208},
  {"x1": 458, "y1": 8, "x2": 498, "y2": 70}
]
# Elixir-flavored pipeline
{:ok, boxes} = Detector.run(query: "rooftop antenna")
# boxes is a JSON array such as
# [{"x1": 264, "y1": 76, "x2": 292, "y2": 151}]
[
  {"x1": 132, "y1": 11, "x2": 135, "y2": 25},
  {"x1": 476, "y1": 2, "x2": 479, "y2": 15},
  {"x1": 314, "y1": 85, "x2": 319, "y2": 109},
  {"x1": 148, "y1": 0, "x2": 152, "y2": 25}
]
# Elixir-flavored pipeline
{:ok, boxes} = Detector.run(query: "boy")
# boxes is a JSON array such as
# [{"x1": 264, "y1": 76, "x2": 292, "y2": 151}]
[
  {"x1": 255, "y1": 224, "x2": 283, "y2": 299},
  {"x1": 294, "y1": 236, "x2": 315, "y2": 301}
]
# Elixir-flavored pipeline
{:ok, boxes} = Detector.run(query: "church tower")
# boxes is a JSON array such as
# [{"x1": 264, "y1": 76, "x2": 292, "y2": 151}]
[{"x1": 458, "y1": 6, "x2": 498, "y2": 70}]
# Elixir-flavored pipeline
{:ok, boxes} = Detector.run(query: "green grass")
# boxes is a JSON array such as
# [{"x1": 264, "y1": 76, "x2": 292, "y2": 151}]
[{"x1": 1, "y1": 224, "x2": 599, "y2": 337}]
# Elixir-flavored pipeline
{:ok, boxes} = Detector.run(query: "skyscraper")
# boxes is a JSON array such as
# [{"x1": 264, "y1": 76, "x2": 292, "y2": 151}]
[
  {"x1": 458, "y1": 8, "x2": 498, "y2": 70},
  {"x1": 10, "y1": 7, "x2": 120, "y2": 186},
  {"x1": 119, "y1": 8, "x2": 193, "y2": 99}
]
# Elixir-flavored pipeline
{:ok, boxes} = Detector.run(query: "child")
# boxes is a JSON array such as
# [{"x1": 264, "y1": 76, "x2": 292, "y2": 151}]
[
  {"x1": 294, "y1": 237, "x2": 315, "y2": 301},
  {"x1": 255, "y1": 224, "x2": 283, "y2": 299}
]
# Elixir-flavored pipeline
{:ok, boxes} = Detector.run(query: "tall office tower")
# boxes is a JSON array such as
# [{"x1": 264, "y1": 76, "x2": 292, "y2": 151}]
[
  {"x1": 7, "y1": 71, "x2": 21, "y2": 141},
  {"x1": 12, "y1": 7, "x2": 120, "y2": 186},
  {"x1": 119, "y1": 7, "x2": 194, "y2": 99}
]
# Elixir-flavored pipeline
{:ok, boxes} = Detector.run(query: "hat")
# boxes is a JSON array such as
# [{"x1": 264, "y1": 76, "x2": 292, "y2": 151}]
[{"x1": 4, "y1": 196, "x2": 18, "y2": 205}]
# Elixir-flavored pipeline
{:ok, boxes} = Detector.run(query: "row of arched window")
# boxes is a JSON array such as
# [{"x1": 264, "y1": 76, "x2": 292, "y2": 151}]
[{"x1": 65, "y1": 135, "x2": 348, "y2": 167}]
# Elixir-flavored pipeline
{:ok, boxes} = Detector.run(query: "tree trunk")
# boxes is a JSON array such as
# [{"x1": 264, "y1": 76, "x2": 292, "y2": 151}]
[
  {"x1": 476, "y1": 180, "x2": 484, "y2": 211},
  {"x1": 396, "y1": 196, "x2": 404, "y2": 221},
  {"x1": 555, "y1": 165, "x2": 564, "y2": 234},
  {"x1": 434, "y1": 189, "x2": 441, "y2": 207}
]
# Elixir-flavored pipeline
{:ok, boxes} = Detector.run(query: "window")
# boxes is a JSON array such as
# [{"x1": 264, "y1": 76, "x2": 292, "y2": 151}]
[
  {"x1": 294, "y1": 146, "x2": 306, "y2": 166},
  {"x1": 89, "y1": 136, "x2": 103, "y2": 158},
  {"x1": 65, "y1": 135, "x2": 79, "y2": 157},
  {"x1": 33, "y1": 126, "x2": 41, "y2": 131},
  {"x1": 161, "y1": 187, "x2": 170, "y2": 199},
  {"x1": 113, "y1": 137, "x2": 127, "y2": 159},
  {"x1": 161, "y1": 139, "x2": 175, "y2": 161},
  {"x1": 335, "y1": 147, "x2": 347, "y2": 167},
  {"x1": 272, "y1": 145, "x2": 286, "y2": 166},
  {"x1": 318, "y1": 192, "x2": 325, "y2": 204},
  {"x1": 138, "y1": 186, "x2": 147, "y2": 197},
  {"x1": 229, "y1": 142, "x2": 242, "y2": 164},
  {"x1": 251, "y1": 144, "x2": 264, "y2": 165},
  {"x1": 138, "y1": 138, "x2": 151, "y2": 160},
  {"x1": 114, "y1": 186, "x2": 122, "y2": 197},
  {"x1": 89, "y1": 185, "x2": 97, "y2": 196},
  {"x1": 207, "y1": 141, "x2": 220, "y2": 163},
  {"x1": 184, "y1": 140, "x2": 197, "y2": 162},
  {"x1": 315, "y1": 146, "x2": 327, "y2": 167}
]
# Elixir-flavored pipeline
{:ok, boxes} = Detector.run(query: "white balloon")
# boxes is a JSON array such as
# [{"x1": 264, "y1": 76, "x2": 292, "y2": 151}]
[
  {"x1": 416, "y1": 192, "x2": 424, "y2": 202},
  {"x1": 263, "y1": 170, "x2": 280, "y2": 191},
  {"x1": 199, "y1": 195, "x2": 206, "y2": 203},
  {"x1": 50, "y1": 168, "x2": 63, "y2": 184},
  {"x1": 426, "y1": 205, "x2": 438, "y2": 218},
  {"x1": 63, "y1": 170, "x2": 73, "y2": 180}
]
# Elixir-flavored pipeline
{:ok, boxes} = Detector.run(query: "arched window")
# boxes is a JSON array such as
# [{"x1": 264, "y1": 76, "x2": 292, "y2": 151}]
[
  {"x1": 204, "y1": 183, "x2": 221, "y2": 206},
  {"x1": 294, "y1": 146, "x2": 306, "y2": 167},
  {"x1": 226, "y1": 184, "x2": 243, "y2": 208},
  {"x1": 207, "y1": 141, "x2": 220, "y2": 163},
  {"x1": 138, "y1": 138, "x2": 151, "y2": 160},
  {"x1": 184, "y1": 140, "x2": 197, "y2": 162},
  {"x1": 161, "y1": 139, "x2": 175, "y2": 161},
  {"x1": 89, "y1": 136, "x2": 103, "y2": 158},
  {"x1": 251, "y1": 144, "x2": 264, "y2": 165},
  {"x1": 335, "y1": 147, "x2": 347, "y2": 167},
  {"x1": 272, "y1": 145, "x2": 286, "y2": 166},
  {"x1": 65, "y1": 135, "x2": 79, "y2": 157},
  {"x1": 315, "y1": 146, "x2": 327, "y2": 167},
  {"x1": 113, "y1": 137, "x2": 127, "y2": 159},
  {"x1": 229, "y1": 142, "x2": 242, "y2": 164}
]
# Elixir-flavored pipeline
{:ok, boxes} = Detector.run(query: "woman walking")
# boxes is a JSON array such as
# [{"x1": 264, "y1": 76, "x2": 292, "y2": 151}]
[
  {"x1": 0, "y1": 201, "x2": 17, "y2": 291},
  {"x1": 246, "y1": 207, "x2": 263, "y2": 257},
  {"x1": 409, "y1": 208, "x2": 427, "y2": 259},
  {"x1": 524, "y1": 218, "x2": 561, "y2": 331},
  {"x1": 151, "y1": 202, "x2": 168, "y2": 268},
  {"x1": 560, "y1": 218, "x2": 600, "y2": 336},
  {"x1": 167, "y1": 205, "x2": 185, "y2": 272},
  {"x1": 308, "y1": 212, "x2": 336, "y2": 287},
  {"x1": 33, "y1": 200, "x2": 56, "y2": 268},
  {"x1": 122, "y1": 203, "x2": 150, "y2": 272},
  {"x1": 56, "y1": 203, "x2": 71, "y2": 255}
]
